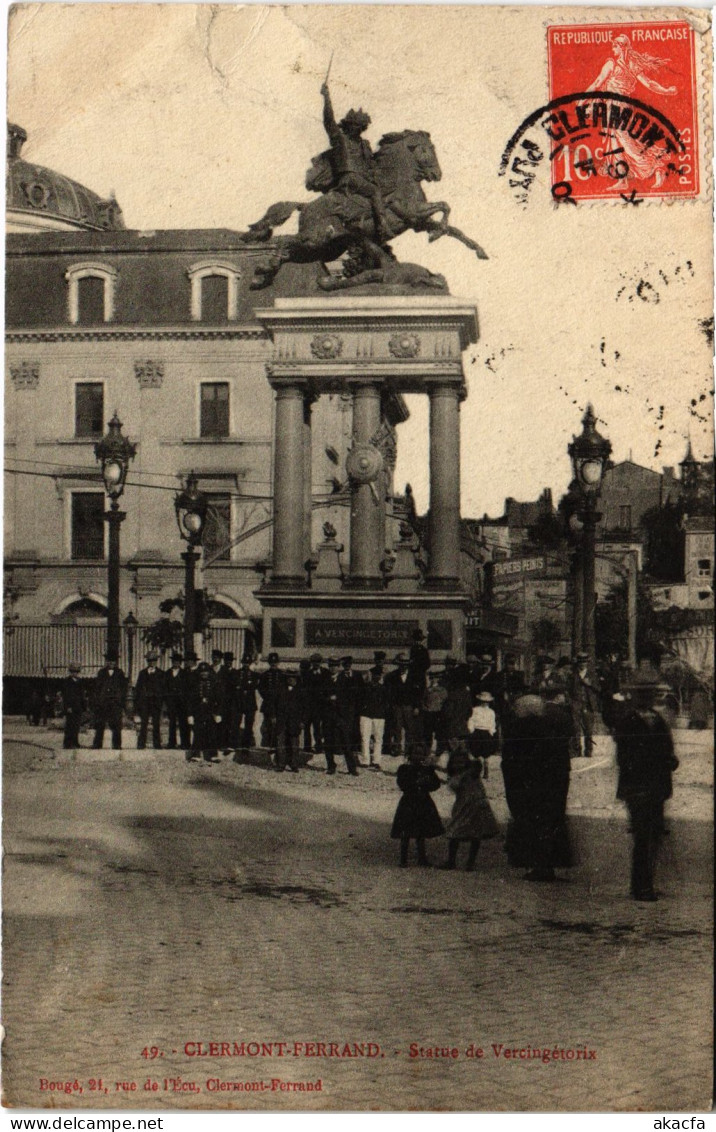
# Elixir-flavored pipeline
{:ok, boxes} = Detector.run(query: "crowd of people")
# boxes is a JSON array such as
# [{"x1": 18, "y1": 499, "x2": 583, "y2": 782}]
[{"x1": 53, "y1": 632, "x2": 681, "y2": 901}]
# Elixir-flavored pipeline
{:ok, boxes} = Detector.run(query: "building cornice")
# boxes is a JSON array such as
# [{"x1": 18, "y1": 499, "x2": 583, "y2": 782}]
[{"x1": 6, "y1": 326, "x2": 269, "y2": 344}]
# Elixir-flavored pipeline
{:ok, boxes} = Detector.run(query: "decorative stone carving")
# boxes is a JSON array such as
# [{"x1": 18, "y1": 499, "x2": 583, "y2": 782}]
[
  {"x1": 10, "y1": 360, "x2": 40, "y2": 389},
  {"x1": 388, "y1": 332, "x2": 421, "y2": 358},
  {"x1": 20, "y1": 180, "x2": 51, "y2": 210},
  {"x1": 310, "y1": 333, "x2": 343, "y2": 360},
  {"x1": 388, "y1": 525, "x2": 422, "y2": 592},
  {"x1": 313, "y1": 526, "x2": 344, "y2": 591},
  {"x1": 134, "y1": 359, "x2": 165, "y2": 388},
  {"x1": 399, "y1": 520, "x2": 415, "y2": 543},
  {"x1": 346, "y1": 443, "x2": 384, "y2": 484}
]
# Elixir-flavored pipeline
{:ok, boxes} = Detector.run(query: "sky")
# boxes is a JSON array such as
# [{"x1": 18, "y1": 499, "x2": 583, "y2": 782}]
[{"x1": 6, "y1": 2, "x2": 714, "y2": 517}]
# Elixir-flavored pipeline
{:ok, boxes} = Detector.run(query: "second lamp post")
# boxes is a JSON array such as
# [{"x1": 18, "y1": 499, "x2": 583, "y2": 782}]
[
  {"x1": 174, "y1": 472, "x2": 208, "y2": 658},
  {"x1": 568, "y1": 404, "x2": 612, "y2": 672},
  {"x1": 94, "y1": 413, "x2": 137, "y2": 659}
]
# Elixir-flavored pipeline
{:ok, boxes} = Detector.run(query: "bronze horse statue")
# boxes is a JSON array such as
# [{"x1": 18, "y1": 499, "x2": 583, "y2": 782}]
[{"x1": 243, "y1": 129, "x2": 487, "y2": 289}]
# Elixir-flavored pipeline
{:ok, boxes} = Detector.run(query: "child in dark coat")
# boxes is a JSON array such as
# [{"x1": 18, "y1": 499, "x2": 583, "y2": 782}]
[
  {"x1": 391, "y1": 744, "x2": 444, "y2": 867},
  {"x1": 440, "y1": 744, "x2": 500, "y2": 870}
]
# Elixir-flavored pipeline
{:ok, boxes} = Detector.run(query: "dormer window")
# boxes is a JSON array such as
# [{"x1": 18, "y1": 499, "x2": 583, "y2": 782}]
[
  {"x1": 65, "y1": 262, "x2": 117, "y2": 324},
  {"x1": 187, "y1": 261, "x2": 241, "y2": 322}
]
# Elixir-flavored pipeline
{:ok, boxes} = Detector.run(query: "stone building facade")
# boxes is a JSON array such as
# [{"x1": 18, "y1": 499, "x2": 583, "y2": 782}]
[{"x1": 5, "y1": 128, "x2": 435, "y2": 681}]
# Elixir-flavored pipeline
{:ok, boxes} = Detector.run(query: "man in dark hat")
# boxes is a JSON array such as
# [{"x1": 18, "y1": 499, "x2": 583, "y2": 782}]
[
  {"x1": 230, "y1": 653, "x2": 259, "y2": 756},
  {"x1": 164, "y1": 651, "x2": 189, "y2": 751},
  {"x1": 614, "y1": 674, "x2": 678, "y2": 901},
  {"x1": 297, "y1": 658, "x2": 313, "y2": 752},
  {"x1": 134, "y1": 651, "x2": 165, "y2": 749},
  {"x1": 62, "y1": 662, "x2": 86, "y2": 749},
  {"x1": 323, "y1": 658, "x2": 359, "y2": 775},
  {"x1": 409, "y1": 628, "x2": 430, "y2": 688},
  {"x1": 422, "y1": 668, "x2": 448, "y2": 756},
  {"x1": 92, "y1": 652, "x2": 127, "y2": 750},
  {"x1": 275, "y1": 671, "x2": 303, "y2": 773},
  {"x1": 493, "y1": 653, "x2": 526, "y2": 719},
  {"x1": 188, "y1": 662, "x2": 222, "y2": 762},
  {"x1": 385, "y1": 653, "x2": 422, "y2": 757},
  {"x1": 465, "y1": 654, "x2": 481, "y2": 700},
  {"x1": 570, "y1": 652, "x2": 600, "y2": 757},
  {"x1": 305, "y1": 652, "x2": 329, "y2": 754},
  {"x1": 182, "y1": 651, "x2": 200, "y2": 756},
  {"x1": 220, "y1": 651, "x2": 237, "y2": 751},
  {"x1": 358, "y1": 664, "x2": 390, "y2": 769},
  {"x1": 474, "y1": 653, "x2": 497, "y2": 699},
  {"x1": 336, "y1": 656, "x2": 361, "y2": 772},
  {"x1": 258, "y1": 653, "x2": 287, "y2": 754}
]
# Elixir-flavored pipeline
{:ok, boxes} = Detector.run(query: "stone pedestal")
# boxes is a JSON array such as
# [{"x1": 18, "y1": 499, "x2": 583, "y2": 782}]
[{"x1": 255, "y1": 294, "x2": 478, "y2": 662}]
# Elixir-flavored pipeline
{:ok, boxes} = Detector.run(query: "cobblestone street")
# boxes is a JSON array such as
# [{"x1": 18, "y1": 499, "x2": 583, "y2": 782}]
[{"x1": 2, "y1": 723, "x2": 712, "y2": 1112}]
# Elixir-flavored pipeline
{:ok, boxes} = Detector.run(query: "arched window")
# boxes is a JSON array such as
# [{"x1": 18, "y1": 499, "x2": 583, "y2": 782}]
[
  {"x1": 187, "y1": 261, "x2": 241, "y2": 321},
  {"x1": 56, "y1": 597, "x2": 108, "y2": 622},
  {"x1": 205, "y1": 599, "x2": 240, "y2": 620},
  {"x1": 65, "y1": 262, "x2": 117, "y2": 324}
]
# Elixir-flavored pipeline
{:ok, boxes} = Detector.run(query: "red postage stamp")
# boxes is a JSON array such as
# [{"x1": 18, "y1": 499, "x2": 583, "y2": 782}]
[{"x1": 547, "y1": 21, "x2": 700, "y2": 201}]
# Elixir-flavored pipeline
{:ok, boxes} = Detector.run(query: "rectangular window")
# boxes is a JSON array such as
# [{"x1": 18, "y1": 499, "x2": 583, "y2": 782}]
[
  {"x1": 619, "y1": 504, "x2": 632, "y2": 530},
  {"x1": 203, "y1": 493, "x2": 231, "y2": 562},
  {"x1": 71, "y1": 493, "x2": 105, "y2": 560},
  {"x1": 200, "y1": 382, "x2": 230, "y2": 438},
  {"x1": 201, "y1": 274, "x2": 229, "y2": 323},
  {"x1": 697, "y1": 558, "x2": 711, "y2": 576},
  {"x1": 76, "y1": 275, "x2": 105, "y2": 324},
  {"x1": 75, "y1": 382, "x2": 104, "y2": 438}
]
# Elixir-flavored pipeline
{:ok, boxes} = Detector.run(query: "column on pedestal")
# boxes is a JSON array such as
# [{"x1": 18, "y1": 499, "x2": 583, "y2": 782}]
[
  {"x1": 348, "y1": 383, "x2": 384, "y2": 588},
  {"x1": 271, "y1": 383, "x2": 307, "y2": 587},
  {"x1": 302, "y1": 394, "x2": 314, "y2": 564},
  {"x1": 427, "y1": 384, "x2": 461, "y2": 589}
]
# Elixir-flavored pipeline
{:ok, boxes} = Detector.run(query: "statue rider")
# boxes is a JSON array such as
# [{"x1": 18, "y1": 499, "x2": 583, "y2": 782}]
[{"x1": 320, "y1": 81, "x2": 389, "y2": 243}]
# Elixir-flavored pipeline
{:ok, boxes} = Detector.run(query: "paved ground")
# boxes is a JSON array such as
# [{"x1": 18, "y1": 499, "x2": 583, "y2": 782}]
[{"x1": 2, "y1": 719, "x2": 713, "y2": 1112}]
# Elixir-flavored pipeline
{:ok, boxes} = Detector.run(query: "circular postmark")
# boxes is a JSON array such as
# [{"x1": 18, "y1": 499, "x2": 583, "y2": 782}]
[{"x1": 499, "y1": 92, "x2": 687, "y2": 205}]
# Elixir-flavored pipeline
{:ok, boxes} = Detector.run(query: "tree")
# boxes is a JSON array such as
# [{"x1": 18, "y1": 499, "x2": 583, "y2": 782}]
[
  {"x1": 142, "y1": 611, "x2": 183, "y2": 657},
  {"x1": 595, "y1": 577, "x2": 662, "y2": 665},
  {"x1": 527, "y1": 510, "x2": 565, "y2": 551},
  {"x1": 641, "y1": 501, "x2": 685, "y2": 582}
]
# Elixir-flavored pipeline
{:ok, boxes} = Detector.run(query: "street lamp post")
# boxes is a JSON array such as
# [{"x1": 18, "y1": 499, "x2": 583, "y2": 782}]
[
  {"x1": 94, "y1": 413, "x2": 136, "y2": 659},
  {"x1": 123, "y1": 610, "x2": 138, "y2": 682},
  {"x1": 568, "y1": 404, "x2": 612, "y2": 673},
  {"x1": 174, "y1": 472, "x2": 208, "y2": 658}
]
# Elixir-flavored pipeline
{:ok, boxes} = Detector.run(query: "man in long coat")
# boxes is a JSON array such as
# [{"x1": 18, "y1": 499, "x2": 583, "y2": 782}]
[
  {"x1": 304, "y1": 653, "x2": 329, "y2": 754},
  {"x1": 257, "y1": 652, "x2": 288, "y2": 753},
  {"x1": 571, "y1": 652, "x2": 600, "y2": 757},
  {"x1": 62, "y1": 662, "x2": 86, "y2": 749},
  {"x1": 385, "y1": 653, "x2": 422, "y2": 756},
  {"x1": 188, "y1": 663, "x2": 223, "y2": 762},
  {"x1": 229, "y1": 654, "x2": 259, "y2": 754},
  {"x1": 134, "y1": 651, "x2": 165, "y2": 749},
  {"x1": 92, "y1": 653, "x2": 127, "y2": 750},
  {"x1": 614, "y1": 677, "x2": 678, "y2": 901},
  {"x1": 163, "y1": 651, "x2": 190, "y2": 750}
]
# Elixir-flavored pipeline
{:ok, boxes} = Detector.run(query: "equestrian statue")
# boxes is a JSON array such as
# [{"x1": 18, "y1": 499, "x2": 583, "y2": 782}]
[{"x1": 241, "y1": 75, "x2": 487, "y2": 290}]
